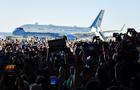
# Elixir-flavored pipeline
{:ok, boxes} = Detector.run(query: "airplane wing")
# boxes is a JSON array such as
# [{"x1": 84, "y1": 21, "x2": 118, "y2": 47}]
[
  {"x1": 72, "y1": 32, "x2": 96, "y2": 41},
  {"x1": 101, "y1": 24, "x2": 125, "y2": 34}
]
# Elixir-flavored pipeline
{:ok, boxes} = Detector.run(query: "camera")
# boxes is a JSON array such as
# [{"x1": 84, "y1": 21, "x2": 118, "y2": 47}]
[
  {"x1": 113, "y1": 33, "x2": 119, "y2": 37},
  {"x1": 127, "y1": 28, "x2": 137, "y2": 37},
  {"x1": 127, "y1": 28, "x2": 135, "y2": 32},
  {"x1": 113, "y1": 33, "x2": 123, "y2": 42}
]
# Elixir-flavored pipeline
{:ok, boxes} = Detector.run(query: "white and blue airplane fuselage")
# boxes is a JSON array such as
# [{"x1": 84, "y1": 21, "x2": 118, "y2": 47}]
[{"x1": 13, "y1": 10, "x2": 105, "y2": 41}]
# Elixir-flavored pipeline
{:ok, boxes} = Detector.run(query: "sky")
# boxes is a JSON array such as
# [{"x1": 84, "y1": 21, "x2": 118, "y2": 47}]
[{"x1": 0, "y1": 0, "x2": 140, "y2": 32}]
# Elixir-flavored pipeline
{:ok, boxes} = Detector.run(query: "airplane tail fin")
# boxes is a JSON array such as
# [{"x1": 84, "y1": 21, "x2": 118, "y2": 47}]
[
  {"x1": 89, "y1": 10, "x2": 105, "y2": 29},
  {"x1": 90, "y1": 10, "x2": 105, "y2": 41}
]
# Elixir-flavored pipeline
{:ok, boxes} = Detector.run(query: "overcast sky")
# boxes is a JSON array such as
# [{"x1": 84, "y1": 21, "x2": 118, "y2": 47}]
[{"x1": 0, "y1": 0, "x2": 140, "y2": 32}]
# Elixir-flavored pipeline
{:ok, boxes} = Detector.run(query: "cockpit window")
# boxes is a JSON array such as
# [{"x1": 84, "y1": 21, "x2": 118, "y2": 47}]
[{"x1": 17, "y1": 28, "x2": 23, "y2": 30}]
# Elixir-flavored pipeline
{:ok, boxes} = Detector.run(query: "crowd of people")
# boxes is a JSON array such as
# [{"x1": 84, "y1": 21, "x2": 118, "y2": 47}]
[{"x1": 0, "y1": 28, "x2": 140, "y2": 90}]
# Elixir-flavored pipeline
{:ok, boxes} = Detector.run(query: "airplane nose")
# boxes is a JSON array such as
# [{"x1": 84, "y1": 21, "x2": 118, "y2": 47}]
[{"x1": 12, "y1": 28, "x2": 25, "y2": 35}]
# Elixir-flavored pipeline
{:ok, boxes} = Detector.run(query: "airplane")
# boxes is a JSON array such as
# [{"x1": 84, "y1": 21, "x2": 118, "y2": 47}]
[{"x1": 12, "y1": 10, "x2": 124, "y2": 41}]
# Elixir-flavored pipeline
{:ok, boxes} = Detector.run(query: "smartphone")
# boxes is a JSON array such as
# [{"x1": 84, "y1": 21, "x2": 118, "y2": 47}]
[{"x1": 50, "y1": 76, "x2": 58, "y2": 85}]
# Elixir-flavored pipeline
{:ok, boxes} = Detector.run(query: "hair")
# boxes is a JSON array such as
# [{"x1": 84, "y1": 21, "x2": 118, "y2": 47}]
[
  {"x1": 131, "y1": 73, "x2": 140, "y2": 89},
  {"x1": 85, "y1": 80, "x2": 100, "y2": 90}
]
